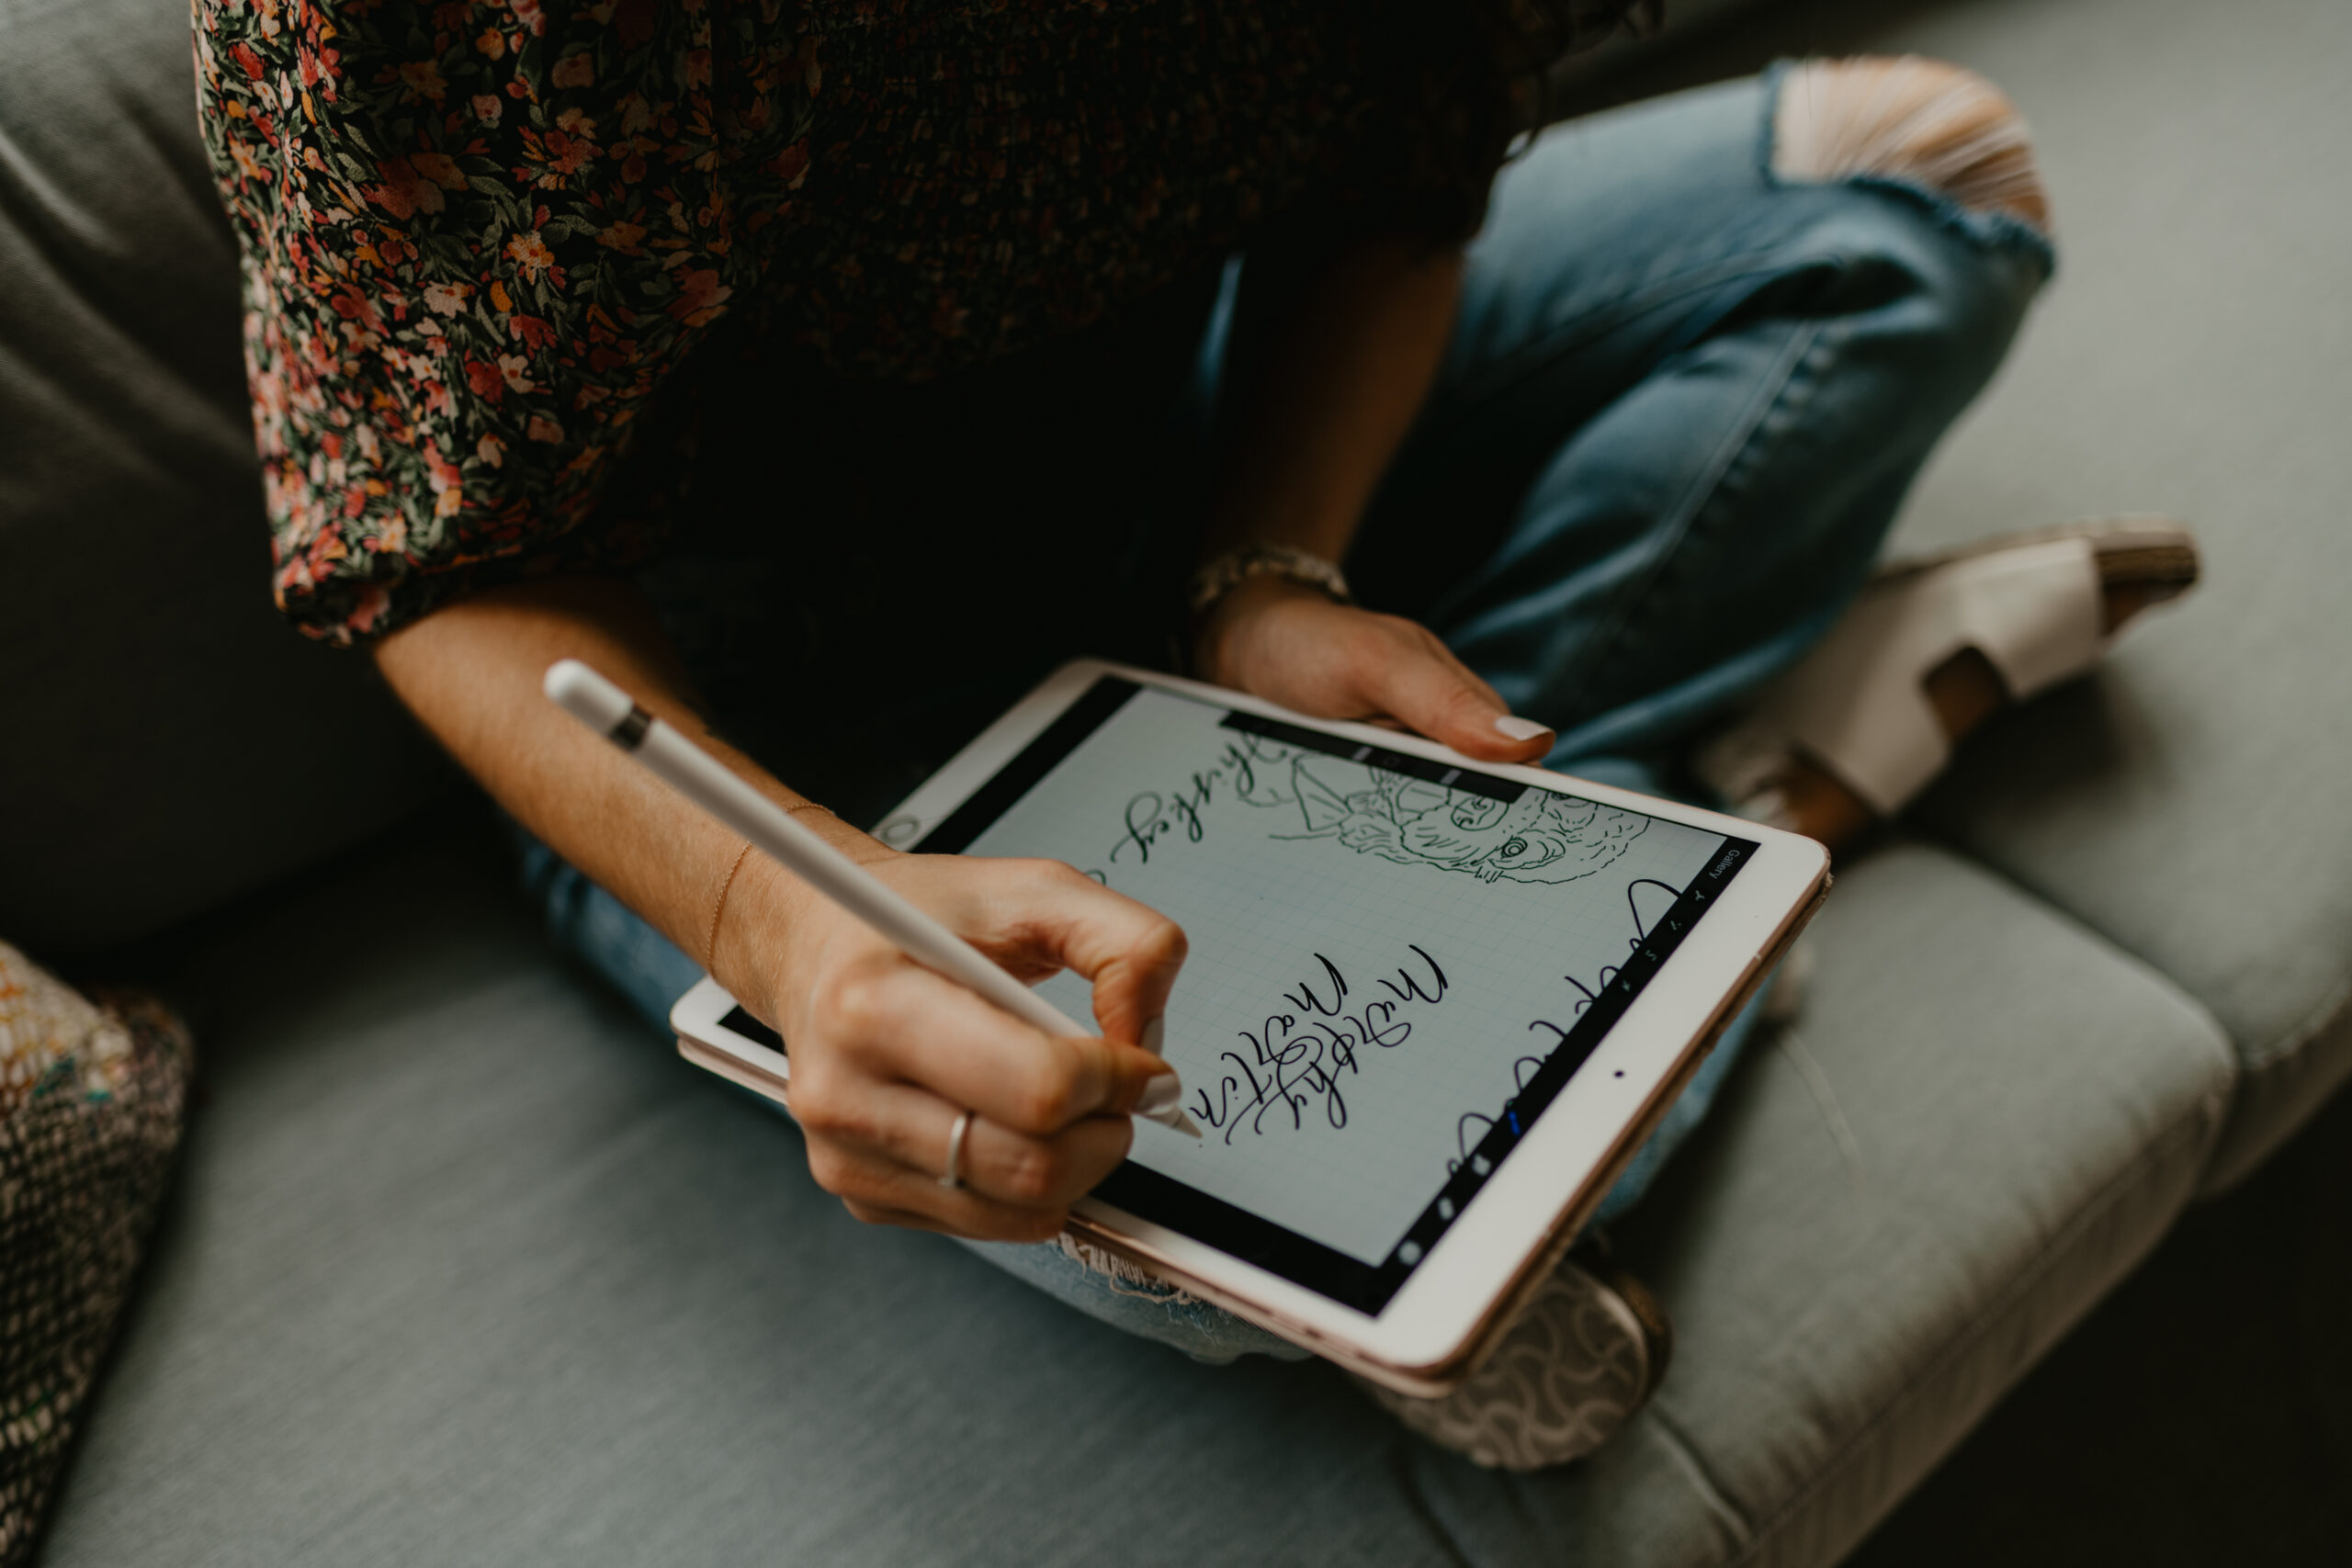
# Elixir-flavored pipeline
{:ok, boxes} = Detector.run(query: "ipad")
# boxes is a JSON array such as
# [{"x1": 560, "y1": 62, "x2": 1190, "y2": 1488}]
[{"x1": 672, "y1": 660, "x2": 1828, "y2": 1393}]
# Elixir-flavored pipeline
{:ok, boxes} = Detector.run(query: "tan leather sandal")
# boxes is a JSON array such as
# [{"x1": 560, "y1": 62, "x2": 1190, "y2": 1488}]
[{"x1": 1698, "y1": 516, "x2": 2199, "y2": 821}]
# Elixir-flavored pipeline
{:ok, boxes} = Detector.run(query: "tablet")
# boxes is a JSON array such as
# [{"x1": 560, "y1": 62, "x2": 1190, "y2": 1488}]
[{"x1": 672, "y1": 660, "x2": 1828, "y2": 1393}]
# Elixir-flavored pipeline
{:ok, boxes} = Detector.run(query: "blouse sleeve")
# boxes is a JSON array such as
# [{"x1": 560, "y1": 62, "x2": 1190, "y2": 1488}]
[{"x1": 196, "y1": 0, "x2": 814, "y2": 644}]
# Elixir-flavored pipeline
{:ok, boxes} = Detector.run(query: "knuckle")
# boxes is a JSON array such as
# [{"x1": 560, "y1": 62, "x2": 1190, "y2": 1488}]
[
  {"x1": 785, "y1": 1071, "x2": 841, "y2": 1133},
  {"x1": 1012, "y1": 1085, "x2": 1068, "y2": 1136},
  {"x1": 781, "y1": 1066, "x2": 860, "y2": 1140},
  {"x1": 805, "y1": 1140, "x2": 863, "y2": 1198},
  {"x1": 1013, "y1": 1055, "x2": 1082, "y2": 1134},
  {"x1": 999, "y1": 1142, "x2": 1067, "y2": 1205},
  {"x1": 796, "y1": 1096, "x2": 859, "y2": 1145},
  {"x1": 821, "y1": 964, "x2": 898, "y2": 1039},
  {"x1": 1014, "y1": 856, "x2": 1080, "y2": 891}
]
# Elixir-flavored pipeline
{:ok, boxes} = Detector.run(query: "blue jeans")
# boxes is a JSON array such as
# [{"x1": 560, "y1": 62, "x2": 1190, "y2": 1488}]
[{"x1": 526, "y1": 70, "x2": 2051, "y2": 1362}]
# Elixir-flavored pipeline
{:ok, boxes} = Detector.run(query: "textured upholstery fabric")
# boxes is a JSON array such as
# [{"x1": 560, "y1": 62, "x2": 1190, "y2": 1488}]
[
  {"x1": 37, "y1": 837, "x2": 1470, "y2": 1568},
  {"x1": 1868, "y1": 0, "x2": 2352, "y2": 1190},
  {"x1": 40, "y1": 831, "x2": 2232, "y2": 1567},
  {"x1": 0, "y1": 0, "x2": 447, "y2": 957},
  {"x1": 0, "y1": 948, "x2": 189, "y2": 1567},
  {"x1": 1408, "y1": 842, "x2": 2234, "y2": 1567}
]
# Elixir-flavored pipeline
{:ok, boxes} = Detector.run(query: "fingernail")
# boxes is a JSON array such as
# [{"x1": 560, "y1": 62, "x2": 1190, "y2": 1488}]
[
  {"x1": 1494, "y1": 715, "x2": 1554, "y2": 742},
  {"x1": 1140, "y1": 1016, "x2": 1166, "y2": 1056},
  {"x1": 1136, "y1": 1070, "x2": 1183, "y2": 1118}
]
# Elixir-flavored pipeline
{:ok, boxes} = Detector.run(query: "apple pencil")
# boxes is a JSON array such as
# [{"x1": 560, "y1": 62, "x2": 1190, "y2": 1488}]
[{"x1": 544, "y1": 658, "x2": 1202, "y2": 1137}]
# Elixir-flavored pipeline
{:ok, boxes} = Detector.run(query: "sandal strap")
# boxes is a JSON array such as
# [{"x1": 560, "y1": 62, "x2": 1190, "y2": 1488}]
[{"x1": 1751, "y1": 535, "x2": 2104, "y2": 815}]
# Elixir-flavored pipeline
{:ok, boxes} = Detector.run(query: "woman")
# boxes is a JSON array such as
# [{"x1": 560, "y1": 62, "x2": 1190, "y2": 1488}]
[{"x1": 198, "y1": 0, "x2": 2190, "y2": 1468}]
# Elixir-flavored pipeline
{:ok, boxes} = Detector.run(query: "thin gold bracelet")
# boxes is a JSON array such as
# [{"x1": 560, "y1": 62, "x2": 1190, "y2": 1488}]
[
  {"x1": 703, "y1": 802, "x2": 837, "y2": 971},
  {"x1": 704, "y1": 840, "x2": 754, "y2": 972}
]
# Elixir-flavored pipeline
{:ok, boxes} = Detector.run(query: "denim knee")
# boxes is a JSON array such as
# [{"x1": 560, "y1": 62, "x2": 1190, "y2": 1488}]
[
  {"x1": 1758, "y1": 59, "x2": 2055, "y2": 413},
  {"x1": 1771, "y1": 56, "x2": 2053, "y2": 232}
]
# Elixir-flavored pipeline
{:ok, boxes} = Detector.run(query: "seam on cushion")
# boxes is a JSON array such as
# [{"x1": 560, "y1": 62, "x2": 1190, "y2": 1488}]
[
  {"x1": 1721, "y1": 1089, "x2": 2222, "y2": 1566},
  {"x1": 1643, "y1": 1405, "x2": 1758, "y2": 1551},
  {"x1": 1951, "y1": 847, "x2": 2346, "y2": 1082},
  {"x1": 2239, "y1": 966, "x2": 2352, "y2": 1076},
  {"x1": 1908, "y1": 836, "x2": 2240, "y2": 1081},
  {"x1": 1775, "y1": 1028, "x2": 1868, "y2": 1190},
  {"x1": 1903, "y1": 829, "x2": 2341, "y2": 1089},
  {"x1": 1386, "y1": 1448, "x2": 1483, "y2": 1568}
]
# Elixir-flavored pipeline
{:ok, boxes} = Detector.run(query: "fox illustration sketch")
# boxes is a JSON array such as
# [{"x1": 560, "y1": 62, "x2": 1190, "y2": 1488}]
[{"x1": 1274, "y1": 757, "x2": 1646, "y2": 885}]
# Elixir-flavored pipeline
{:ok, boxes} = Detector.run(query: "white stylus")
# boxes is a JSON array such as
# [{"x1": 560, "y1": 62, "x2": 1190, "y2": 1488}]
[{"x1": 545, "y1": 658, "x2": 1202, "y2": 1137}]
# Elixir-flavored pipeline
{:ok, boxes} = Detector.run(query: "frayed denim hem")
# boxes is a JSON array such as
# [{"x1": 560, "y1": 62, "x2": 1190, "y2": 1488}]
[{"x1": 1757, "y1": 58, "x2": 2060, "y2": 281}]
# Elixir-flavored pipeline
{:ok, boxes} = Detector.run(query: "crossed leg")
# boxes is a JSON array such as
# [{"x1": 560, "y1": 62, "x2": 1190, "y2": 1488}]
[{"x1": 1764, "y1": 58, "x2": 2187, "y2": 851}]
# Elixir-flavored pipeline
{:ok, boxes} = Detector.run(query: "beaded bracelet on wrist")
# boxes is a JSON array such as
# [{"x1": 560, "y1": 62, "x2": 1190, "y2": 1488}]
[{"x1": 1186, "y1": 542, "x2": 1354, "y2": 621}]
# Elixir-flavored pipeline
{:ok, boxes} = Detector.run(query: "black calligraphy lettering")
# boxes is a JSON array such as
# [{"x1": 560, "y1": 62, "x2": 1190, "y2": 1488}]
[
  {"x1": 1374, "y1": 944, "x2": 1449, "y2": 1006},
  {"x1": 1112, "y1": 793, "x2": 1167, "y2": 864},
  {"x1": 1204, "y1": 950, "x2": 1448, "y2": 1145},
  {"x1": 1282, "y1": 954, "x2": 1349, "y2": 1017}
]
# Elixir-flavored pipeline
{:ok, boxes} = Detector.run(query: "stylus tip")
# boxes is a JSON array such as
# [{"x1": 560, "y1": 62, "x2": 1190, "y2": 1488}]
[{"x1": 1168, "y1": 1108, "x2": 1204, "y2": 1139}]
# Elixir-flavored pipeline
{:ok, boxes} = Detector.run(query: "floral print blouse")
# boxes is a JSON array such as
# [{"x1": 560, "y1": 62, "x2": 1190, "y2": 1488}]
[{"x1": 197, "y1": 0, "x2": 1460, "y2": 644}]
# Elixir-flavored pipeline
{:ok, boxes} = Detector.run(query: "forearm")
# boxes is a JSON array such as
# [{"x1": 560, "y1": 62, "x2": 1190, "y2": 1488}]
[
  {"x1": 370, "y1": 576, "x2": 878, "y2": 1022},
  {"x1": 373, "y1": 574, "x2": 1179, "y2": 1239},
  {"x1": 1202, "y1": 233, "x2": 1464, "y2": 564}
]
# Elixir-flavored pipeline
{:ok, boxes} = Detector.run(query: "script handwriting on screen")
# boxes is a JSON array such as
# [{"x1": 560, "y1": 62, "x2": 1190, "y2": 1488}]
[
  {"x1": 1109, "y1": 734, "x2": 1291, "y2": 867},
  {"x1": 959, "y1": 687, "x2": 1732, "y2": 1269},
  {"x1": 1195, "y1": 946, "x2": 1449, "y2": 1144}
]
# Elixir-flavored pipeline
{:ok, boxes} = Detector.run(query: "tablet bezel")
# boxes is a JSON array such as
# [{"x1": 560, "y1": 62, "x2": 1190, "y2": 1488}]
[{"x1": 677, "y1": 659, "x2": 1828, "y2": 1393}]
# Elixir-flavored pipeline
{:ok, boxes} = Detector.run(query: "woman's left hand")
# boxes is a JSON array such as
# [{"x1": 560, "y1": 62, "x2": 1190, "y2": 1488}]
[{"x1": 1193, "y1": 575, "x2": 1557, "y2": 764}]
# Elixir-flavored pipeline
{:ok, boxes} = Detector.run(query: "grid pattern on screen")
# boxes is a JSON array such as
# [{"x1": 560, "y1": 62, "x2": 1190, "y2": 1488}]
[{"x1": 962, "y1": 687, "x2": 1726, "y2": 1266}]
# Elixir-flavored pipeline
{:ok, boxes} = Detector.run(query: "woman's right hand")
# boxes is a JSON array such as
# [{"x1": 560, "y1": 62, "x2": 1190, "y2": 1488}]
[
  {"x1": 725, "y1": 849, "x2": 1189, "y2": 1242},
  {"x1": 369, "y1": 578, "x2": 1179, "y2": 1242}
]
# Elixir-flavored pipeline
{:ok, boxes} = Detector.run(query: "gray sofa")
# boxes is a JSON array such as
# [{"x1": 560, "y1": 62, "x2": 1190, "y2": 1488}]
[{"x1": 6, "y1": 0, "x2": 2346, "y2": 1562}]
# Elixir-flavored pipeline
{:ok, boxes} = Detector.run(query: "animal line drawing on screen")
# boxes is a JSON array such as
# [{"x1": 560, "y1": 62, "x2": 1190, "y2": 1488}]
[
  {"x1": 1273, "y1": 757, "x2": 1649, "y2": 884},
  {"x1": 1098, "y1": 729, "x2": 1651, "y2": 885}
]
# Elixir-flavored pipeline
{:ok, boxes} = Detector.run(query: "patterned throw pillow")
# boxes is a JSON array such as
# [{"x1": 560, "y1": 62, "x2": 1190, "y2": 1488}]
[{"x1": 0, "y1": 943, "x2": 191, "y2": 1566}]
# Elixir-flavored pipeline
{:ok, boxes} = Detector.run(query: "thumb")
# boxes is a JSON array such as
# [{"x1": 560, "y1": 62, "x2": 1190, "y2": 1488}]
[{"x1": 1364, "y1": 624, "x2": 1556, "y2": 762}]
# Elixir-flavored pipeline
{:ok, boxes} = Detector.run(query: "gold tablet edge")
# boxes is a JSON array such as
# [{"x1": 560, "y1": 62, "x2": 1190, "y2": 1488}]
[
  {"x1": 677, "y1": 1033, "x2": 794, "y2": 1111},
  {"x1": 1068, "y1": 858, "x2": 1835, "y2": 1399},
  {"x1": 673, "y1": 862, "x2": 1835, "y2": 1399}
]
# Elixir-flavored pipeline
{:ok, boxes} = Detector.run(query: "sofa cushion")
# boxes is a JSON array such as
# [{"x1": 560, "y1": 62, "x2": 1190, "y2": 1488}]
[
  {"x1": 0, "y1": 0, "x2": 447, "y2": 958},
  {"x1": 1864, "y1": 0, "x2": 2352, "y2": 1189},
  {"x1": 1419, "y1": 841, "x2": 2235, "y2": 1567},
  {"x1": 40, "y1": 825, "x2": 2232, "y2": 1567}
]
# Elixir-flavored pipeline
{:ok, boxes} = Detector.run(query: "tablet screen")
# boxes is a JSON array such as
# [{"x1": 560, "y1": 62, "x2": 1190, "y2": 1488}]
[{"x1": 918, "y1": 678, "x2": 1756, "y2": 1314}]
